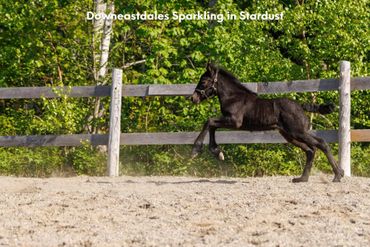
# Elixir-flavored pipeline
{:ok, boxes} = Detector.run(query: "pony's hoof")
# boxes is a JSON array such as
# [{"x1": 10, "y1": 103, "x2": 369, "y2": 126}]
[
  {"x1": 292, "y1": 177, "x2": 308, "y2": 183},
  {"x1": 332, "y1": 168, "x2": 344, "y2": 182},
  {"x1": 332, "y1": 176, "x2": 342, "y2": 182},
  {"x1": 191, "y1": 146, "x2": 202, "y2": 159},
  {"x1": 210, "y1": 147, "x2": 224, "y2": 161},
  {"x1": 338, "y1": 168, "x2": 344, "y2": 177},
  {"x1": 218, "y1": 151, "x2": 224, "y2": 161},
  {"x1": 191, "y1": 152, "x2": 198, "y2": 159}
]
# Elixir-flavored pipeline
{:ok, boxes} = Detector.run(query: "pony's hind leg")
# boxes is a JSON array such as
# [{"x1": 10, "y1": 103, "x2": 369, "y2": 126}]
[
  {"x1": 311, "y1": 134, "x2": 344, "y2": 182},
  {"x1": 280, "y1": 131, "x2": 316, "y2": 182},
  {"x1": 296, "y1": 132, "x2": 344, "y2": 182}
]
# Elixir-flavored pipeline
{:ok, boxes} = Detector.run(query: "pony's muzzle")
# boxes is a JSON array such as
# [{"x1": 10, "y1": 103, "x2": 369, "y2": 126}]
[{"x1": 191, "y1": 92, "x2": 201, "y2": 104}]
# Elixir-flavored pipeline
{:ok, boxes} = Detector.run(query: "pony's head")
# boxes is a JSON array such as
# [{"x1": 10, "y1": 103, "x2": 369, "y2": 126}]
[{"x1": 191, "y1": 63, "x2": 219, "y2": 104}]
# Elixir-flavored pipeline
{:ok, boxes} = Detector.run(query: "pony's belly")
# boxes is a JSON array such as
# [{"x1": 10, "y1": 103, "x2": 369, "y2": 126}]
[
  {"x1": 242, "y1": 125, "x2": 277, "y2": 131},
  {"x1": 242, "y1": 117, "x2": 279, "y2": 131}
]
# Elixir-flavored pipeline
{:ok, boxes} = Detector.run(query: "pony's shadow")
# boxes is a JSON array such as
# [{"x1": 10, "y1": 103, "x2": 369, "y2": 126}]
[
  {"x1": 147, "y1": 179, "x2": 238, "y2": 186},
  {"x1": 89, "y1": 179, "x2": 239, "y2": 185}
]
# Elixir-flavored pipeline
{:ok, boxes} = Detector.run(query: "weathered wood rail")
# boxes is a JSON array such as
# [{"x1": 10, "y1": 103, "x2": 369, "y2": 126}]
[
  {"x1": 1, "y1": 129, "x2": 369, "y2": 147},
  {"x1": 0, "y1": 76, "x2": 368, "y2": 99},
  {"x1": 0, "y1": 62, "x2": 369, "y2": 176}
]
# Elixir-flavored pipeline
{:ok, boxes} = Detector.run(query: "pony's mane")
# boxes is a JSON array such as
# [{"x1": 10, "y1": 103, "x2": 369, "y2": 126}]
[{"x1": 217, "y1": 66, "x2": 257, "y2": 95}]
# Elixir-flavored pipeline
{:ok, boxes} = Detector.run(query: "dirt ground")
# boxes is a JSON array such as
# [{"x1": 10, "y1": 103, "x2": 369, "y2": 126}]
[{"x1": 0, "y1": 175, "x2": 370, "y2": 247}]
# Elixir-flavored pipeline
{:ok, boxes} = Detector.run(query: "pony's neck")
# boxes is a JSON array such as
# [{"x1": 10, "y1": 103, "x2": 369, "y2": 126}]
[{"x1": 216, "y1": 71, "x2": 256, "y2": 100}]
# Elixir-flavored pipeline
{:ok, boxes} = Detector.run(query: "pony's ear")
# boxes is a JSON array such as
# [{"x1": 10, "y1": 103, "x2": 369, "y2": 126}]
[
  {"x1": 206, "y1": 61, "x2": 216, "y2": 75},
  {"x1": 206, "y1": 60, "x2": 212, "y2": 71}
]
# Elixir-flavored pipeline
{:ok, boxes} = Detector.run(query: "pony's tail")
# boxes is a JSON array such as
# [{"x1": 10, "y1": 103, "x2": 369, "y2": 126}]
[{"x1": 301, "y1": 103, "x2": 335, "y2": 115}]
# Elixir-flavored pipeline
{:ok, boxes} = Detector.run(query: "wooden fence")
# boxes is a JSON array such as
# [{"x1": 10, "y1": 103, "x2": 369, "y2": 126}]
[{"x1": 0, "y1": 61, "x2": 369, "y2": 176}]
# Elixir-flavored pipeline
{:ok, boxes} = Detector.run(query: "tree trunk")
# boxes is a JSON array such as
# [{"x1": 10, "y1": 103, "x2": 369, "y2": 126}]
[
  {"x1": 98, "y1": 2, "x2": 114, "y2": 81},
  {"x1": 90, "y1": 1, "x2": 115, "y2": 135},
  {"x1": 92, "y1": 0, "x2": 106, "y2": 82}
]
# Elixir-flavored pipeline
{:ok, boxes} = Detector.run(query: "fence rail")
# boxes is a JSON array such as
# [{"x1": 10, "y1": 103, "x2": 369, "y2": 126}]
[
  {"x1": 0, "y1": 77, "x2": 369, "y2": 99},
  {"x1": 0, "y1": 62, "x2": 369, "y2": 176},
  {"x1": 0, "y1": 130, "x2": 369, "y2": 148}
]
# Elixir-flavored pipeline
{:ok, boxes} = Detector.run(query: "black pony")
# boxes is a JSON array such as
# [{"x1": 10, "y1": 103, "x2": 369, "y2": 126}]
[{"x1": 191, "y1": 63, "x2": 344, "y2": 182}]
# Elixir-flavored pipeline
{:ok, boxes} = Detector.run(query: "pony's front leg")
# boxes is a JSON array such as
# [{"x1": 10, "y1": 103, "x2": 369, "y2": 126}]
[
  {"x1": 191, "y1": 120, "x2": 209, "y2": 158},
  {"x1": 193, "y1": 116, "x2": 237, "y2": 160},
  {"x1": 209, "y1": 125, "x2": 224, "y2": 160}
]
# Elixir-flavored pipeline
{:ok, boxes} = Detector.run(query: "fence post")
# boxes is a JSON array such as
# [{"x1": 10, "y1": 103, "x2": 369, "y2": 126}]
[
  {"x1": 107, "y1": 68, "x2": 122, "y2": 176},
  {"x1": 339, "y1": 61, "x2": 351, "y2": 176}
]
